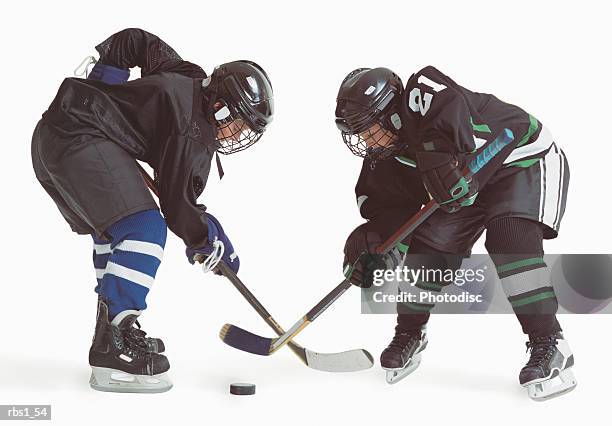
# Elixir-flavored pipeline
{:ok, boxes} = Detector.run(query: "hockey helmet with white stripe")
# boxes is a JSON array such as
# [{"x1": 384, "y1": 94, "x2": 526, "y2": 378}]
[
  {"x1": 335, "y1": 68, "x2": 403, "y2": 160},
  {"x1": 206, "y1": 61, "x2": 274, "y2": 154}
]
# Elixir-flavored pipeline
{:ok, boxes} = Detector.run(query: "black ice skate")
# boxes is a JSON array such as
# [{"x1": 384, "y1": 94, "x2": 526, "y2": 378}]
[
  {"x1": 89, "y1": 300, "x2": 172, "y2": 393},
  {"x1": 520, "y1": 332, "x2": 576, "y2": 401},
  {"x1": 97, "y1": 297, "x2": 165, "y2": 353},
  {"x1": 380, "y1": 327, "x2": 427, "y2": 384}
]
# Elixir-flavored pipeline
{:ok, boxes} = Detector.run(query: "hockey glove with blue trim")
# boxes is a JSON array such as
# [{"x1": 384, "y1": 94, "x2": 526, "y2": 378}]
[{"x1": 186, "y1": 213, "x2": 240, "y2": 274}]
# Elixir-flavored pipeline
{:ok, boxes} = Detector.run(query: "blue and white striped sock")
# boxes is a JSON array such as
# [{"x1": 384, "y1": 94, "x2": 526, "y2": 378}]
[{"x1": 92, "y1": 209, "x2": 167, "y2": 319}]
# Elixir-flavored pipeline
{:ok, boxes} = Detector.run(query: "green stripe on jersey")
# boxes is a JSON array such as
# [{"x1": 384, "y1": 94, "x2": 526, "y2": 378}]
[
  {"x1": 510, "y1": 291, "x2": 556, "y2": 308},
  {"x1": 496, "y1": 257, "x2": 545, "y2": 274},
  {"x1": 516, "y1": 115, "x2": 539, "y2": 147},
  {"x1": 470, "y1": 117, "x2": 492, "y2": 133}
]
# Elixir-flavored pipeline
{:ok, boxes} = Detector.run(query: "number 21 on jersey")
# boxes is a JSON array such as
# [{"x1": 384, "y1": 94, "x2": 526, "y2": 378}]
[{"x1": 408, "y1": 75, "x2": 447, "y2": 116}]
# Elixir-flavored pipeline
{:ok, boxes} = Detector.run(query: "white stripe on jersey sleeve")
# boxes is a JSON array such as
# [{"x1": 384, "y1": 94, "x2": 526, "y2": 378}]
[{"x1": 503, "y1": 126, "x2": 554, "y2": 164}]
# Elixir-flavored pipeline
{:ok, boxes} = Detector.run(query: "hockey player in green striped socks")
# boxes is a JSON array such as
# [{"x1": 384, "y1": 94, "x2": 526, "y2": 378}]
[{"x1": 335, "y1": 66, "x2": 575, "y2": 400}]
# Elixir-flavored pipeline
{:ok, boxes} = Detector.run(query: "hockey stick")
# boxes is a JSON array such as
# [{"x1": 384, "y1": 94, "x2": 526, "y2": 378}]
[
  {"x1": 134, "y1": 162, "x2": 374, "y2": 372},
  {"x1": 220, "y1": 128, "x2": 515, "y2": 356},
  {"x1": 216, "y1": 262, "x2": 373, "y2": 371}
]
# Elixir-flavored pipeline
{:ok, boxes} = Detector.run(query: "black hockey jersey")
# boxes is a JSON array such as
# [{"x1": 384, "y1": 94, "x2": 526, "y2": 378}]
[
  {"x1": 39, "y1": 28, "x2": 216, "y2": 248},
  {"x1": 355, "y1": 66, "x2": 556, "y2": 224},
  {"x1": 398, "y1": 66, "x2": 554, "y2": 187}
]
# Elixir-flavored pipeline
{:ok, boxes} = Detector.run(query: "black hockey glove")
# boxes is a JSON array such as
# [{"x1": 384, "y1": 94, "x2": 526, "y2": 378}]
[
  {"x1": 416, "y1": 150, "x2": 479, "y2": 213},
  {"x1": 343, "y1": 223, "x2": 403, "y2": 288}
]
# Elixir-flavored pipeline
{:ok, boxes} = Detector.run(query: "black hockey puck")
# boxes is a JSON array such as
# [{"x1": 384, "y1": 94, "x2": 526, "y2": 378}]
[{"x1": 230, "y1": 383, "x2": 256, "y2": 395}]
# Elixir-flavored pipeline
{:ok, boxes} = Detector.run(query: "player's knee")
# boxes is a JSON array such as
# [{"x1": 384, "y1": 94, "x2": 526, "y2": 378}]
[
  {"x1": 485, "y1": 217, "x2": 543, "y2": 254},
  {"x1": 136, "y1": 210, "x2": 167, "y2": 248},
  {"x1": 106, "y1": 209, "x2": 167, "y2": 249}
]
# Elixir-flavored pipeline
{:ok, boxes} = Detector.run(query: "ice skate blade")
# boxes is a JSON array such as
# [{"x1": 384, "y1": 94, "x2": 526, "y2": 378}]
[
  {"x1": 524, "y1": 369, "x2": 577, "y2": 401},
  {"x1": 384, "y1": 354, "x2": 422, "y2": 385},
  {"x1": 89, "y1": 367, "x2": 173, "y2": 394}
]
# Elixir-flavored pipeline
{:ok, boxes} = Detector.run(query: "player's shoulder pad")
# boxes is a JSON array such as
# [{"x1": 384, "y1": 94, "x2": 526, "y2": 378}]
[
  {"x1": 159, "y1": 60, "x2": 207, "y2": 79},
  {"x1": 131, "y1": 72, "x2": 196, "y2": 111},
  {"x1": 411, "y1": 65, "x2": 451, "y2": 85},
  {"x1": 416, "y1": 65, "x2": 443, "y2": 75}
]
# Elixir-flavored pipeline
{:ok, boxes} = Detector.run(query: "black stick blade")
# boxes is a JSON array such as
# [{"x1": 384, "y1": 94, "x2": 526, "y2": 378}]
[{"x1": 219, "y1": 324, "x2": 275, "y2": 356}]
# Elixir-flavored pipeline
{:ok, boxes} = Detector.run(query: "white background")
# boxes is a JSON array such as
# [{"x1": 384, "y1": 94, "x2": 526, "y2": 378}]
[{"x1": 1, "y1": 0, "x2": 610, "y2": 424}]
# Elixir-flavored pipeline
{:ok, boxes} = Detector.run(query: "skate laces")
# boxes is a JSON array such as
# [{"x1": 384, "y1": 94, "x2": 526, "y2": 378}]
[
  {"x1": 525, "y1": 336, "x2": 558, "y2": 367},
  {"x1": 132, "y1": 320, "x2": 148, "y2": 337},
  {"x1": 125, "y1": 319, "x2": 160, "y2": 352},
  {"x1": 116, "y1": 317, "x2": 152, "y2": 355},
  {"x1": 126, "y1": 326, "x2": 149, "y2": 348},
  {"x1": 118, "y1": 330, "x2": 151, "y2": 361},
  {"x1": 389, "y1": 331, "x2": 420, "y2": 351}
]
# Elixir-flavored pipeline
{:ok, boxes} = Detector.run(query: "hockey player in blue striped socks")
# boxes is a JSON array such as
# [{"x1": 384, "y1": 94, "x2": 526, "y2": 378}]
[{"x1": 31, "y1": 28, "x2": 273, "y2": 393}]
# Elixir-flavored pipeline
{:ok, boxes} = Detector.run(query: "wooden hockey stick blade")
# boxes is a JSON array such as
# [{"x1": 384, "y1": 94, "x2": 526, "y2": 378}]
[
  {"x1": 220, "y1": 318, "x2": 374, "y2": 369},
  {"x1": 220, "y1": 314, "x2": 310, "y2": 356},
  {"x1": 219, "y1": 322, "x2": 374, "y2": 370},
  {"x1": 216, "y1": 262, "x2": 373, "y2": 371},
  {"x1": 219, "y1": 279, "x2": 352, "y2": 356}
]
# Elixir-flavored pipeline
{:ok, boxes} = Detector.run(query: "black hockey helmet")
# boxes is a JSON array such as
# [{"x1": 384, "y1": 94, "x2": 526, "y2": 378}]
[
  {"x1": 335, "y1": 67, "x2": 403, "y2": 160},
  {"x1": 206, "y1": 60, "x2": 274, "y2": 154}
]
